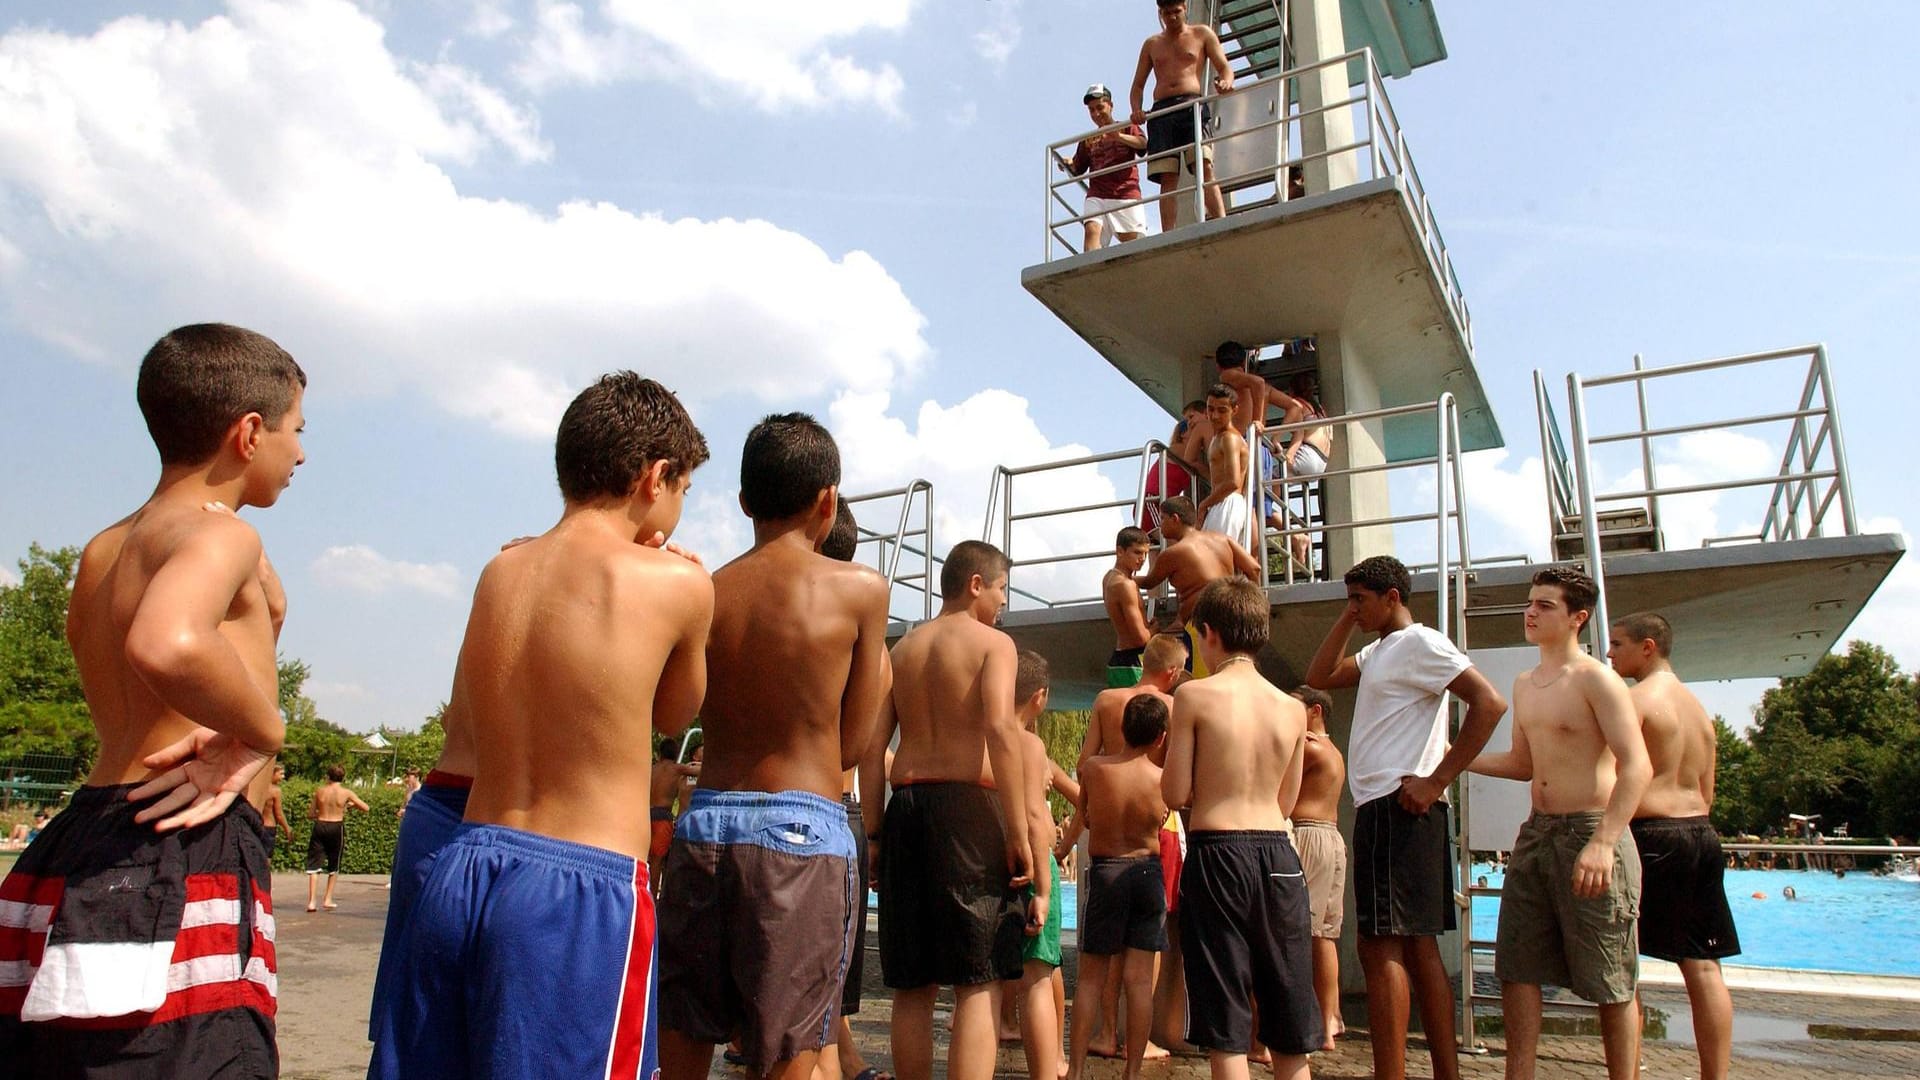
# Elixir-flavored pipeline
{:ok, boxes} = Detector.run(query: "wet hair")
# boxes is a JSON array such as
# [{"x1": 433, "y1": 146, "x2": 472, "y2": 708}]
[
  {"x1": 1182, "y1": 400, "x2": 1205, "y2": 415},
  {"x1": 821, "y1": 496, "x2": 858, "y2": 562},
  {"x1": 1291, "y1": 685, "x2": 1333, "y2": 718},
  {"x1": 1213, "y1": 341, "x2": 1249, "y2": 369},
  {"x1": 1532, "y1": 566, "x2": 1598, "y2": 622},
  {"x1": 1158, "y1": 496, "x2": 1197, "y2": 526},
  {"x1": 326, "y1": 764, "x2": 345, "y2": 783},
  {"x1": 1016, "y1": 649, "x2": 1051, "y2": 704},
  {"x1": 1157, "y1": 0, "x2": 1185, "y2": 12},
  {"x1": 136, "y1": 323, "x2": 306, "y2": 465},
  {"x1": 1612, "y1": 611, "x2": 1673, "y2": 658},
  {"x1": 1143, "y1": 632, "x2": 1187, "y2": 674},
  {"x1": 1206, "y1": 382, "x2": 1236, "y2": 405},
  {"x1": 1122, "y1": 694, "x2": 1169, "y2": 748},
  {"x1": 1116, "y1": 526, "x2": 1150, "y2": 551},
  {"x1": 1193, "y1": 577, "x2": 1268, "y2": 655},
  {"x1": 554, "y1": 372, "x2": 709, "y2": 502},
  {"x1": 740, "y1": 412, "x2": 840, "y2": 522},
  {"x1": 940, "y1": 540, "x2": 1010, "y2": 599},
  {"x1": 1344, "y1": 555, "x2": 1412, "y2": 605}
]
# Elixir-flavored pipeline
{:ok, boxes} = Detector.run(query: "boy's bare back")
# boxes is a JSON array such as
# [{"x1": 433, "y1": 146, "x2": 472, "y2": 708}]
[
  {"x1": 459, "y1": 523, "x2": 711, "y2": 860},
  {"x1": 1294, "y1": 731, "x2": 1345, "y2": 824},
  {"x1": 1631, "y1": 670, "x2": 1715, "y2": 819},
  {"x1": 1168, "y1": 668, "x2": 1303, "y2": 831},
  {"x1": 1079, "y1": 685, "x2": 1172, "y2": 764},
  {"x1": 1082, "y1": 751, "x2": 1166, "y2": 858},
  {"x1": 889, "y1": 614, "x2": 1018, "y2": 788},
  {"x1": 69, "y1": 504, "x2": 283, "y2": 794},
  {"x1": 700, "y1": 543, "x2": 889, "y2": 799}
]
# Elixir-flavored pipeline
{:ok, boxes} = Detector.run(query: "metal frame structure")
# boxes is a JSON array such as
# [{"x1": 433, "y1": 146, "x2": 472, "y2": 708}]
[
  {"x1": 1040, "y1": 46, "x2": 1472, "y2": 350},
  {"x1": 845, "y1": 479, "x2": 936, "y2": 623}
]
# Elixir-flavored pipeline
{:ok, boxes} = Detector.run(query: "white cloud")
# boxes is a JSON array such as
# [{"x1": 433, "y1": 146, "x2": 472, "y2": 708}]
[
  {"x1": 666, "y1": 488, "x2": 753, "y2": 571},
  {"x1": 516, "y1": 0, "x2": 910, "y2": 116},
  {"x1": 972, "y1": 1, "x2": 1021, "y2": 69},
  {"x1": 0, "y1": 1, "x2": 929, "y2": 438},
  {"x1": 1599, "y1": 428, "x2": 1776, "y2": 551},
  {"x1": 311, "y1": 544, "x2": 462, "y2": 597},
  {"x1": 466, "y1": 0, "x2": 514, "y2": 39},
  {"x1": 0, "y1": 565, "x2": 18, "y2": 588},
  {"x1": 831, "y1": 388, "x2": 1129, "y2": 611}
]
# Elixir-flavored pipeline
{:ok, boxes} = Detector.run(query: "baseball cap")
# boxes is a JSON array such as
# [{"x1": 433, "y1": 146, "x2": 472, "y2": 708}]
[{"x1": 1083, "y1": 83, "x2": 1112, "y2": 103}]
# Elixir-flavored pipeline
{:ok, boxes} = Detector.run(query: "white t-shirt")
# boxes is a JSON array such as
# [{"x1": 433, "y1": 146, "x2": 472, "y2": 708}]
[{"x1": 1348, "y1": 623, "x2": 1471, "y2": 806}]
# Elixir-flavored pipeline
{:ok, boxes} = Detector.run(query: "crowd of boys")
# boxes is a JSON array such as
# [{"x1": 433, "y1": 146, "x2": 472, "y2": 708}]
[{"x1": 0, "y1": 321, "x2": 1739, "y2": 1080}]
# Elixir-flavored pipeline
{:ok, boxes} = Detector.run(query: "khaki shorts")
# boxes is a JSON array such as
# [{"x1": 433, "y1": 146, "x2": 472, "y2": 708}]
[
  {"x1": 1494, "y1": 811, "x2": 1640, "y2": 1005},
  {"x1": 1292, "y1": 819, "x2": 1346, "y2": 939}
]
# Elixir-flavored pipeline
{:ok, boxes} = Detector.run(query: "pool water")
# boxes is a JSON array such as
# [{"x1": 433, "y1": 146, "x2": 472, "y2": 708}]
[{"x1": 1470, "y1": 864, "x2": 1920, "y2": 977}]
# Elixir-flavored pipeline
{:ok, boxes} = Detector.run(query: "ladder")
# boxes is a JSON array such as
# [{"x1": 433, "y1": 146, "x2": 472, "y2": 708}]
[{"x1": 1213, "y1": 0, "x2": 1291, "y2": 83}]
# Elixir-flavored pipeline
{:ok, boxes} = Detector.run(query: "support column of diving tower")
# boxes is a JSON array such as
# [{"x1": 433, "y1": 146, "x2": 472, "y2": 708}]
[{"x1": 1025, "y1": 0, "x2": 1484, "y2": 1041}]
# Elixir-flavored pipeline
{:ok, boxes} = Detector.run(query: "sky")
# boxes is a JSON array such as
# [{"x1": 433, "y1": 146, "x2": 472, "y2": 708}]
[{"x1": 1, "y1": 0, "x2": 1915, "y2": 733}]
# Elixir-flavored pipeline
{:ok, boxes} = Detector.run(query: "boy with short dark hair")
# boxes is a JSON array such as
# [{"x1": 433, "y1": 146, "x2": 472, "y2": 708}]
[
  {"x1": 1165, "y1": 577, "x2": 1320, "y2": 1080},
  {"x1": 1104, "y1": 527, "x2": 1154, "y2": 687},
  {"x1": 305, "y1": 763, "x2": 369, "y2": 912},
  {"x1": 1, "y1": 323, "x2": 305, "y2": 1076},
  {"x1": 658, "y1": 413, "x2": 890, "y2": 1080},
  {"x1": 1068, "y1": 694, "x2": 1170, "y2": 1080},
  {"x1": 371, "y1": 372, "x2": 713, "y2": 1080}
]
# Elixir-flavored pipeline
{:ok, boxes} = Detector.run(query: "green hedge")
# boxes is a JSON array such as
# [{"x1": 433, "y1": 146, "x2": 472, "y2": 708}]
[{"x1": 268, "y1": 778, "x2": 407, "y2": 874}]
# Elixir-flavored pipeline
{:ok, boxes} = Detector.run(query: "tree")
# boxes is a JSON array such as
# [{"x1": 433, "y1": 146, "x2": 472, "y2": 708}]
[
  {"x1": 385, "y1": 706, "x2": 447, "y2": 775},
  {"x1": 0, "y1": 544, "x2": 84, "y2": 707},
  {"x1": 1744, "y1": 641, "x2": 1920, "y2": 837},
  {"x1": 1708, "y1": 716, "x2": 1759, "y2": 835},
  {"x1": 277, "y1": 655, "x2": 322, "y2": 727}
]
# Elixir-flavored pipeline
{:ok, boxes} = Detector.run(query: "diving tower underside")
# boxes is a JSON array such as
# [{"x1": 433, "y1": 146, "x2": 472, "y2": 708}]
[
  {"x1": 986, "y1": 532, "x2": 1905, "y2": 710},
  {"x1": 1021, "y1": 176, "x2": 1498, "y2": 459}
]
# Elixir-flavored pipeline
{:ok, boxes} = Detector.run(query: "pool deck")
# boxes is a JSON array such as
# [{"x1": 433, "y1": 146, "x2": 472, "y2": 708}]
[{"x1": 273, "y1": 873, "x2": 1920, "y2": 1080}]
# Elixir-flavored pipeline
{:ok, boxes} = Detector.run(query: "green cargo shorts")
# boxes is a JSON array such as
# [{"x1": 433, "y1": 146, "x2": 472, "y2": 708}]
[{"x1": 1494, "y1": 811, "x2": 1640, "y2": 1005}]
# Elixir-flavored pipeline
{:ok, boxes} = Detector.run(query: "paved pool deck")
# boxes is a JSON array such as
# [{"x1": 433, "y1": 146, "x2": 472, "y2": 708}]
[{"x1": 274, "y1": 874, "x2": 1920, "y2": 1079}]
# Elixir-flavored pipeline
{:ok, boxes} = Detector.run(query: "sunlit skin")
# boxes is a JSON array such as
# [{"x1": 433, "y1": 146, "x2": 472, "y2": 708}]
[
  {"x1": 1104, "y1": 542, "x2": 1153, "y2": 651},
  {"x1": 1195, "y1": 395, "x2": 1246, "y2": 525},
  {"x1": 1128, "y1": 1, "x2": 1231, "y2": 229}
]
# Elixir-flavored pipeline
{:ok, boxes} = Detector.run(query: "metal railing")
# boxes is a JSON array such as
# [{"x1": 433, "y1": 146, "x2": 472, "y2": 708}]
[
  {"x1": 844, "y1": 480, "x2": 936, "y2": 624},
  {"x1": 1541, "y1": 344, "x2": 1859, "y2": 578},
  {"x1": 1039, "y1": 46, "x2": 1472, "y2": 349},
  {"x1": 1245, "y1": 395, "x2": 1473, "y2": 595},
  {"x1": 981, "y1": 440, "x2": 1197, "y2": 609}
]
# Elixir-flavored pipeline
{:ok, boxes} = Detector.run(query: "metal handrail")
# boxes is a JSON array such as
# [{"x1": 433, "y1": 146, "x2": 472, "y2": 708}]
[
  {"x1": 983, "y1": 439, "x2": 1184, "y2": 609},
  {"x1": 845, "y1": 479, "x2": 935, "y2": 623},
  {"x1": 1037, "y1": 46, "x2": 1472, "y2": 349}
]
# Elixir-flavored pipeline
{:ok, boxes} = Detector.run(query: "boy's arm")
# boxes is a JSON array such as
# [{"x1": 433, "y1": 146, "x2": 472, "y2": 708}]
[
  {"x1": 1228, "y1": 537, "x2": 1262, "y2": 579},
  {"x1": 1135, "y1": 550, "x2": 1176, "y2": 591},
  {"x1": 1400, "y1": 664, "x2": 1509, "y2": 814},
  {"x1": 1048, "y1": 759, "x2": 1081, "y2": 807},
  {"x1": 860, "y1": 673, "x2": 896, "y2": 845},
  {"x1": 1277, "y1": 726, "x2": 1306, "y2": 818},
  {"x1": 1160, "y1": 688, "x2": 1196, "y2": 811},
  {"x1": 1466, "y1": 697, "x2": 1533, "y2": 781},
  {"x1": 1575, "y1": 668, "x2": 1652, "y2": 898},
  {"x1": 1076, "y1": 700, "x2": 1105, "y2": 771},
  {"x1": 652, "y1": 564, "x2": 715, "y2": 740},
  {"x1": 839, "y1": 574, "x2": 892, "y2": 771},
  {"x1": 982, "y1": 636, "x2": 1034, "y2": 885},
  {"x1": 1105, "y1": 574, "x2": 1150, "y2": 645},
  {"x1": 1128, "y1": 42, "x2": 1152, "y2": 122},
  {"x1": 1022, "y1": 736, "x2": 1053, "y2": 933},
  {"x1": 1115, "y1": 125, "x2": 1147, "y2": 150},
  {"x1": 1305, "y1": 610, "x2": 1362, "y2": 689},
  {"x1": 350, "y1": 790, "x2": 370, "y2": 813},
  {"x1": 1203, "y1": 27, "x2": 1234, "y2": 93}
]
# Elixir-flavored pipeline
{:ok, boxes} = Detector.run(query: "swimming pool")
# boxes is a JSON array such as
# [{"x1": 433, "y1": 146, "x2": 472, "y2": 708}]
[{"x1": 1469, "y1": 864, "x2": 1920, "y2": 977}]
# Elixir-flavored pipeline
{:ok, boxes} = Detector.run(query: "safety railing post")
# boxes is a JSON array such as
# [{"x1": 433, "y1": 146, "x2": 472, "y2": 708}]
[
  {"x1": 921, "y1": 481, "x2": 935, "y2": 621},
  {"x1": 1632, "y1": 353, "x2": 1659, "y2": 539},
  {"x1": 1192, "y1": 98, "x2": 1208, "y2": 228},
  {"x1": 1816, "y1": 345, "x2": 1858, "y2": 536},
  {"x1": 1565, "y1": 374, "x2": 1610, "y2": 653}
]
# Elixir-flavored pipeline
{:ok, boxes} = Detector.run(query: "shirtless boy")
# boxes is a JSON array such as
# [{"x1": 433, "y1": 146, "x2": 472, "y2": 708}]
[
  {"x1": 1194, "y1": 385, "x2": 1251, "y2": 541},
  {"x1": 0, "y1": 323, "x2": 302, "y2": 1076},
  {"x1": 1306, "y1": 555, "x2": 1506, "y2": 1080},
  {"x1": 1288, "y1": 686, "x2": 1347, "y2": 1050},
  {"x1": 1608, "y1": 612, "x2": 1736, "y2": 1080},
  {"x1": 264, "y1": 764, "x2": 292, "y2": 853},
  {"x1": 1468, "y1": 568, "x2": 1650, "y2": 1080},
  {"x1": 658, "y1": 413, "x2": 890, "y2": 1080},
  {"x1": 1005, "y1": 651, "x2": 1065, "y2": 1080},
  {"x1": 1136, "y1": 496, "x2": 1261, "y2": 676},
  {"x1": 1104, "y1": 527, "x2": 1154, "y2": 687},
  {"x1": 1079, "y1": 634, "x2": 1186, "y2": 766},
  {"x1": 1145, "y1": 402, "x2": 1210, "y2": 533},
  {"x1": 305, "y1": 763, "x2": 369, "y2": 912},
  {"x1": 1129, "y1": 0, "x2": 1233, "y2": 229},
  {"x1": 1164, "y1": 577, "x2": 1320, "y2": 1080},
  {"x1": 1069, "y1": 694, "x2": 1171, "y2": 1080},
  {"x1": 370, "y1": 372, "x2": 712, "y2": 1080},
  {"x1": 1213, "y1": 342, "x2": 1309, "y2": 534},
  {"x1": 862, "y1": 540, "x2": 1035, "y2": 1080},
  {"x1": 648, "y1": 737, "x2": 698, "y2": 894}
]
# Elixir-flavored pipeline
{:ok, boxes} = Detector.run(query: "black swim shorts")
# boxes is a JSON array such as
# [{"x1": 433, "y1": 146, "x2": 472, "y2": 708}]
[
  {"x1": 1145, "y1": 93, "x2": 1214, "y2": 178},
  {"x1": 842, "y1": 795, "x2": 869, "y2": 1017},
  {"x1": 1632, "y1": 816, "x2": 1741, "y2": 962},
  {"x1": 305, "y1": 819, "x2": 344, "y2": 875},
  {"x1": 1178, "y1": 830, "x2": 1322, "y2": 1056},
  {"x1": 1353, "y1": 795, "x2": 1455, "y2": 937},
  {"x1": 1082, "y1": 854, "x2": 1167, "y2": 955},
  {"x1": 877, "y1": 782, "x2": 1024, "y2": 989}
]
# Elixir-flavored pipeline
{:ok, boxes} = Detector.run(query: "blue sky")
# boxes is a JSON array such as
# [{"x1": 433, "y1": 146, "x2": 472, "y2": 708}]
[{"x1": 1, "y1": 1, "x2": 1915, "y2": 732}]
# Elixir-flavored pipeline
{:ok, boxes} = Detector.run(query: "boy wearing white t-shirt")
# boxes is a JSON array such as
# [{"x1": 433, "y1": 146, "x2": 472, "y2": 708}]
[{"x1": 1305, "y1": 555, "x2": 1507, "y2": 1080}]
